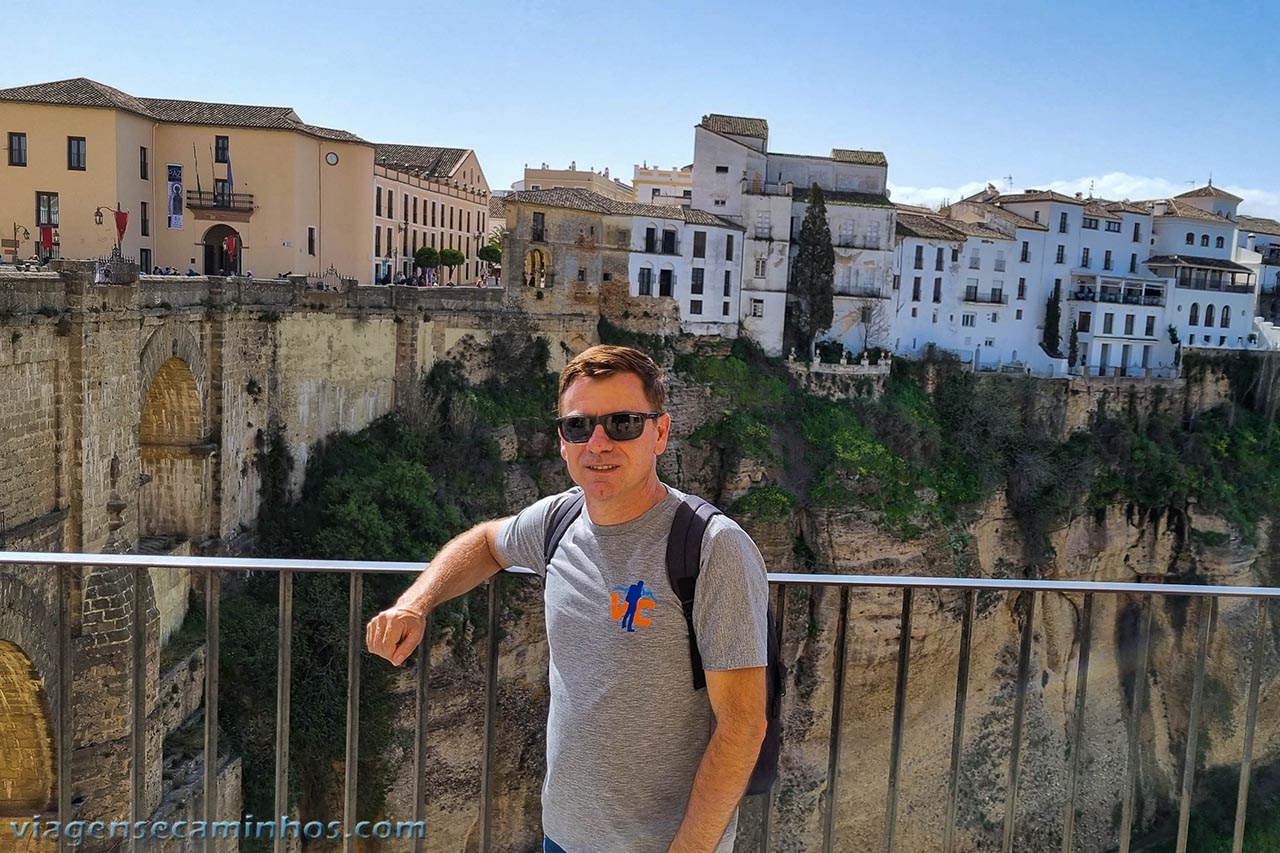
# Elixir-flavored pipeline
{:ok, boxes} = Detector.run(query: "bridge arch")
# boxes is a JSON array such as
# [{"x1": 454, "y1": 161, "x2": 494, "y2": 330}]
[
  {"x1": 138, "y1": 325, "x2": 210, "y2": 545},
  {"x1": 0, "y1": 641, "x2": 55, "y2": 813}
]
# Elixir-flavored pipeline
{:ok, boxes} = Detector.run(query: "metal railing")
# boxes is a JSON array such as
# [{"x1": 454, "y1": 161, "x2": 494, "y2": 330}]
[
  {"x1": 963, "y1": 289, "x2": 1008, "y2": 305},
  {"x1": 2, "y1": 550, "x2": 1277, "y2": 853},
  {"x1": 185, "y1": 190, "x2": 254, "y2": 212}
]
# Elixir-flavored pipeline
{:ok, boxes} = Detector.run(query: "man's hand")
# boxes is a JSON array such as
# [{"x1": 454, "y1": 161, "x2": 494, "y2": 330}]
[{"x1": 366, "y1": 606, "x2": 427, "y2": 666}]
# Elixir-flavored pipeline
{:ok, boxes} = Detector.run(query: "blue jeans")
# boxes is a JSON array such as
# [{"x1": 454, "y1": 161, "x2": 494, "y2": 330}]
[{"x1": 543, "y1": 837, "x2": 568, "y2": 853}]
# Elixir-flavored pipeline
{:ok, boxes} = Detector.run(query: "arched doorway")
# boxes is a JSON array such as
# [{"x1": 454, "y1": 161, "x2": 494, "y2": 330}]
[
  {"x1": 0, "y1": 640, "x2": 55, "y2": 813},
  {"x1": 139, "y1": 356, "x2": 206, "y2": 544},
  {"x1": 202, "y1": 224, "x2": 242, "y2": 276},
  {"x1": 525, "y1": 249, "x2": 547, "y2": 288}
]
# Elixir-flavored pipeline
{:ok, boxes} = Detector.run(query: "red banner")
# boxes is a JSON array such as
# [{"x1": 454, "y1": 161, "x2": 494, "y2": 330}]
[
  {"x1": 39, "y1": 226, "x2": 53, "y2": 250},
  {"x1": 224, "y1": 235, "x2": 238, "y2": 260},
  {"x1": 114, "y1": 210, "x2": 129, "y2": 244}
]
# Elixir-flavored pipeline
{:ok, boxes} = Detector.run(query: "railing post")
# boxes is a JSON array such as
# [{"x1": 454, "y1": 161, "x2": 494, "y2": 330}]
[
  {"x1": 1001, "y1": 591, "x2": 1036, "y2": 853},
  {"x1": 57, "y1": 563, "x2": 74, "y2": 853},
  {"x1": 1176, "y1": 597, "x2": 1214, "y2": 853},
  {"x1": 202, "y1": 569, "x2": 220, "y2": 853},
  {"x1": 822, "y1": 586, "x2": 851, "y2": 853},
  {"x1": 273, "y1": 570, "x2": 293, "y2": 853},
  {"x1": 760, "y1": 583, "x2": 787, "y2": 853},
  {"x1": 131, "y1": 566, "x2": 147, "y2": 851},
  {"x1": 943, "y1": 590, "x2": 976, "y2": 853},
  {"x1": 1119, "y1": 597, "x2": 1155, "y2": 853},
  {"x1": 343, "y1": 572, "x2": 363, "y2": 853},
  {"x1": 1232, "y1": 599, "x2": 1268, "y2": 853},
  {"x1": 1061, "y1": 593, "x2": 1094, "y2": 853},
  {"x1": 883, "y1": 588, "x2": 913, "y2": 853},
  {"x1": 412, "y1": 614, "x2": 433, "y2": 853}
]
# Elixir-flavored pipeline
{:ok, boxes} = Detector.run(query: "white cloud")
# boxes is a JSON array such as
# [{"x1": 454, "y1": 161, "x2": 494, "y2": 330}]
[{"x1": 888, "y1": 172, "x2": 1280, "y2": 220}]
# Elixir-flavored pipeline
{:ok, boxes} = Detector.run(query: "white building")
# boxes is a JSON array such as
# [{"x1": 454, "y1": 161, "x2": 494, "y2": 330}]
[
  {"x1": 1238, "y1": 214, "x2": 1280, "y2": 295},
  {"x1": 690, "y1": 114, "x2": 894, "y2": 356},
  {"x1": 633, "y1": 164, "x2": 693, "y2": 207}
]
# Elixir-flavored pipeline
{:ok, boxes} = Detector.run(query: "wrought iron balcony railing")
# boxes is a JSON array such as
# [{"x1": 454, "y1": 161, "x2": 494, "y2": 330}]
[
  {"x1": 185, "y1": 190, "x2": 254, "y2": 212},
  {"x1": 2, "y1": 550, "x2": 1277, "y2": 853}
]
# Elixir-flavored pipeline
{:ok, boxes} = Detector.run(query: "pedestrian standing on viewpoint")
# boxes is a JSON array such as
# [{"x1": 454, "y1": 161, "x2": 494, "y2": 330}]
[{"x1": 367, "y1": 345, "x2": 770, "y2": 853}]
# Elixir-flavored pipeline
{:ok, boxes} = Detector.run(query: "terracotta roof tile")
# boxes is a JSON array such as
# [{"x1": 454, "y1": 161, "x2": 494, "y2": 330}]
[
  {"x1": 792, "y1": 187, "x2": 893, "y2": 209},
  {"x1": 1238, "y1": 214, "x2": 1280, "y2": 237},
  {"x1": 700, "y1": 114, "x2": 768, "y2": 139},
  {"x1": 1082, "y1": 202, "x2": 1121, "y2": 221},
  {"x1": 993, "y1": 189, "x2": 1088, "y2": 206},
  {"x1": 374, "y1": 144, "x2": 469, "y2": 178},
  {"x1": 830, "y1": 148, "x2": 888, "y2": 167},
  {"x1": 507, "y1": 188, "x2": 743, "y2": 229},
  {"x1": 488, "y1": 196, "x2": 506, "y2": 218},
  {"x1": 895, "y1": 213, "x2": 964, "y2": 241},
  {"x1": 1146, "y1": 254, "x2": 1253, "y2": 273},
  {"x1": 0, "y1": 77, "x2": 154, "y2": 118},
  {"x1": 1151, "y1": 199, "x2": 1232, "y2": 223},
  {"x1": 1176, "y1": 184, "x2": 1243, "y2": 202}
]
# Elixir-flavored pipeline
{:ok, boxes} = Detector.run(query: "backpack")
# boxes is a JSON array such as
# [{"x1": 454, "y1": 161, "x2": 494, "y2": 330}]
[{"x1": 543, "y1": 490, "x2": 785, "y2": 796}]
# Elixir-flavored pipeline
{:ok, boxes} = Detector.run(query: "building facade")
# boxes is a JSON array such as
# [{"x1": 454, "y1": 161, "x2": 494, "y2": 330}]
[
  {"x1": 0, "y1": 78, "x2": 373, "y2": 279},
  {"x1": 502, "y1": 188, "x2": 743, "y2": 336},
  {"x1": 690, "y1": 114, "x2": 895, "y2": 356},
  {"x1": 372, "y1": 145, "x2": 491, "y2": 284},
  {"x1": 633, "y1": 164, "x2": 693, "y2": 207},
  {"x1": 513, "y1": 162, "x2": 634, "y2": 202}
]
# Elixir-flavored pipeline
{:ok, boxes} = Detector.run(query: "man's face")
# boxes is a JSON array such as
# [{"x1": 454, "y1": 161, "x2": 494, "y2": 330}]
[{"x1": 559, "y1": 372, "x2": 670, "y2": 507}]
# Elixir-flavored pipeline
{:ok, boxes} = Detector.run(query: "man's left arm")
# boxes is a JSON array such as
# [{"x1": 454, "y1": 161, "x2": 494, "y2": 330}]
[{"x1": 667, "y1": 666, "x2": 767, "y2": 853}]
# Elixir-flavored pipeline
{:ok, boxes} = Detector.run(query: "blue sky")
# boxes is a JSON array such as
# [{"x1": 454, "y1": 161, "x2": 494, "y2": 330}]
[{"x1": 10, "y1": 0, "x2": 1280, "y2": 215}]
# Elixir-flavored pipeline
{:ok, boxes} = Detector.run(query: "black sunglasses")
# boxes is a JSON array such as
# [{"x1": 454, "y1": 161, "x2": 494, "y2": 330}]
[{"x1": 556, "y1": 411, "x2": 661, "y2": 443}]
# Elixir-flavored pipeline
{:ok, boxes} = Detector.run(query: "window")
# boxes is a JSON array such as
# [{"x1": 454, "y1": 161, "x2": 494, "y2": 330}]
[
  {"x1": 1201, "y1": 234, "x2": 1209, "y2": 247},
  {"x1": 952, "y1": 248, "x2": 960, "y2": 262},
  {"x1": 1216, "y1": 236, "x2": 1225, "y2": 249},
  {"x1": 8, "y1": 132, "x2": 26, "y2": 166},
  {"x1": 35, "y1": 192, "x2": 58, "y2": 227},
  {"x1": 140, "y1": 248, "x2": 151, "y2": 271},
  {"x1": 375, "y1": 227, "x2": 381, "y2": 256},
  {"x1": 638, "y1": 267, "x2": 653, "y2": 296},
  {"x1": 467, "y1": 210, "x2": 472, "y2": 233},
  {"x1": 992, "y1": 282, "x2": 1004, "y2": 302},
  {"x1": 1083, "y1": 217, "x2": 1099, "y2": 230},
  {"x1": 724, "y1": 271, "x2": 731, "y2": 296},
  {"x1": 139, "y1": 146, "x2": 148, "y2": 180},
  {"x1": 1130, "y1": 253, "x2": 1138, "y2": 274},
  {"x1": 532, "y1": 212, "x2": 545, "y2": 242},
  {"x1": 1017, "y1": 278, "x2": 1027, "y2": 300},
  {"x1": 1104, "y1": 250, "x2": 1112, "y2": 271},
  {"x1": 386, "y1": 227, "x2": 392, "y2": 256},
  {"x1": 714, "y1": 199, "x2": 726, "y2": 207},
  {"x1": 1145, "y1": 316, "x2": 1155, "y2": 337},
  {"x1": 1124, "y1": 314, "x2": 1135, "y2": 335},
  {"x1": 751, "y1": 299, "x2": 764, "y2": 318},
  {"x1": 1059, "y1": 211, "x2": 1069, "y2": 233},
  {"x1": 691, "y1": 267, "x2": 705, "y2": 294},
  {"x1": 215, "y1": 135, "x2": 229, "y2": 163},
  {"x1": 911, "y1": 307, "x2": 918, "y2": 318},
  {"x1": 577, "y1": 268, "x2": 586, "y2": 282},
  {"x1": 413, "y1": 231, "x2": 417, "y2": 254},
  {"x1": 1186, "y1": 232, "x2": 1195, "y2": 245},
  {"x1": 1016, "y1": 309, "x2": 1023, "y2": 320},
  {"x1": 140, "y1": 202, "x2": 149, "y2": 237},
  {"x1": 1222, "y1": 305, "x2": 1231, "y2": 328},
  {"x1": 723, "y1": 302, "x2": 731, "y2": 317},
  {"x1": 214, "y1": 178, "x2": 231, "y2": 207},
  {"x1": 413, "y1": 198, "x2": 418, "y2": 224},
  {"x1": 603, "y1": 272, "x2": 612, "y2": 282},
  {"x1": 376, "y1": 188, "x2": 382, "y2": 217},
  {"x1": 990, "y1": 314, "x2": 999, "y2": 323},
  {"x1": 936, "y1": 247, "x2": 944, "y2": 271},
  {"x1": 968, "y1": 251, "x2": 980, "y2": 270},
  {"x1": 693, "y1": 231, "x2": 706, "y2": 258},
  {"x1": 893, "y1": 274, "x2": 900, "y2": 290},
  {"x1": 962, "y1": 313, "x2": 975, "y2": 327},
  {"x1": 449, "y1": 206, "x2": 454, "y2": 229},
  {"x1": 67, "y1": 136, "x2": 86, "y2": 170},
  {"x1": 1056, "y1": 245, "x2": 1065, "y2": 264},
  {"x1": 715, "y1": 165, "x2": 729, "y2": 173},
  {"x1": 860, "y1": 305, "x2": 873, "y2": 324},
  {"x1": 754, "y1": 256, "x2": 766, "y2": 278},
  {"x1": 659, "y1": 269, "x2": 674, "y2": 297},
  {"x1": 726, "y1": 235, "x2": 734, "y2": 261},
  {"x1": 690, "y1": 299, "x2": 703, "y2": 315},
  {"x1": 1020, "y1": 241, "x2": 1029, "y2": 263},
  {"x1": 1189, "y1": 303, "x2": 1199, "y2": 325},
  {"x1": 1103, "y1": 313, "x2": 1114, "y2": 334},
  {"x1": 308, "y1": 226, "x2": 316, "y2": 256},
  {"x1": 1078, "y1": 312, "x2": 1092, "y2": 332},
  {"x1": 1081, "y1": 248, "x2": 1090, "y2": 268},
  {"x1": 914, "y1": 245, "x2": 924, "y2": 270},
  {"x1": 1205, "y1": 304, "x2": 1216, "y2": 326},
  {"x1": 995, "y1": 250, "x2": 1006, "y2": 272},
  {"x1": 1133, "y1": 222, "x2": 1141, "y2": 242},
  {"x1": 431, "y1": 201, "x2": 436, "y2": 227},
  {"x1": 1105, "y1": 220, "x2": 1121, "y2": 233},
  {"x1": 756, "y1": 211, "x2": 772, "y2": 239},
  {"x1": 933, "y1": 277, "x2": 942, "y2": 303},
  {"x1": 1143, "y1": 345, "x2": 1152, "y2": 368},
  {"x1": 389, "y1": 192, "x2": 395, "y2": 220},
  {"x1": 912, "y1": 276, "x2": 921, "y2": 301},
  {"x1": 1220, "y1": 335, "x2": 1227, "y2": 346},
  {"x1": 1033, "y1": 210, "x2": 1041, "y2": 223}
]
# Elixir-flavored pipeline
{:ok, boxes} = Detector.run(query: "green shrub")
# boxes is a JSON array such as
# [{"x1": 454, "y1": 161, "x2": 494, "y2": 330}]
[{"x1": 732, "y1": 486, "x2": 795, "y2": 521}]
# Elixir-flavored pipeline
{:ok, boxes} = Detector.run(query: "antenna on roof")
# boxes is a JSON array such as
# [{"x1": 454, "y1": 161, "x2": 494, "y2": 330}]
[
  {"x1": 1003, "y1": 175, "x2": 1013, "y2": 193},
  {"x1": 1088, "y1": 180, "x2": 1094, "y2": 199}
]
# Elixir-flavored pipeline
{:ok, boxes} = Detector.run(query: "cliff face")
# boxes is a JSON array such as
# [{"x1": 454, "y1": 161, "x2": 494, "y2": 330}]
[{"x1": 371, "y1": 377, "x2": 1280, "y2": 853}]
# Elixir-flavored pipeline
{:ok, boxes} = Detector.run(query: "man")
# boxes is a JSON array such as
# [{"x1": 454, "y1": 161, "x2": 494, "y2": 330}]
[{"x1": 367, "y1": 345, "x2": 770, "y2": 853}]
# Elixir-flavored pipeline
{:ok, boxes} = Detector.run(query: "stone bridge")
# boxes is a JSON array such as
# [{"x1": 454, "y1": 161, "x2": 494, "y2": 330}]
[{"x1": 0, "y1": 262, "x2": 597, "y2": 846}]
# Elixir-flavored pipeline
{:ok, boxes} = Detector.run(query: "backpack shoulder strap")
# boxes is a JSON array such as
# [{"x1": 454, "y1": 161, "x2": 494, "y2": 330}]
[
  {"x1": 543, "y1": 490, "x2": 586, "y2": 568},
  {"x1": 666, "y1": 494, "x2": 721, "y2": 691}
]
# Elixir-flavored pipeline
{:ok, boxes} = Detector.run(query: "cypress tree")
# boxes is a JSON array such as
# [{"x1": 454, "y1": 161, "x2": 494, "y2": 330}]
[
  {"x1": 1043, "y1": 281, "x2": 1062, "y2": 355},
  {"x1": 791, "y1": 184, "x2": 835, "y2": 356}
]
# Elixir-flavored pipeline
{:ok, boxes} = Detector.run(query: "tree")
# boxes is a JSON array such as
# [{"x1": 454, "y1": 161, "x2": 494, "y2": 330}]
[
  {"x1": 791, "y1": 184, "x2": 835, "y2": 356},
  {"x1": 855, "y1": 298, "x2": 891, "y2": 354},
  {"x1": 477, "y1": 244, "x2": 501, "y2": 266},
  {"x1": 439, "y1": 248, "x2": 466, "y2": 282},
  {"x1": 1042, "y1": 281, "x2": 1062, "y2": 355},
  {"x1": 414, "y1": 246, "x2": 439, "y2": 271},
  {"x1": 1068, "y1": 321, "x2": 1079, "y2": 367}
]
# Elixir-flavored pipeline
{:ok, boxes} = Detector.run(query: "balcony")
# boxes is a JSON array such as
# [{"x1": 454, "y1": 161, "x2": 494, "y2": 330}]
[
  {"x1": 963, "y1": 288, "x2": 1008, "y2": 305},
  {"x1": 754, "y1": 226, "x2": 774, "y2": 240},
  {"x1": 3, "y1": 549, "x2": 1276, "y2": 853},
  {"x1": 740, "y1": 178, "x2": 792, "y2": 197},
  {"x1": 836, "y1": 285, "x2": 889, "y2": 299},
  {"x1": 835, "y1": 237, "x2": 884, "y2": 251},
  {"x1": 642, "y1": 235, "x2": 680, "y2": 255},
  {"x1": 186, "y1": 190, "x2": 254, "y2": 213}
]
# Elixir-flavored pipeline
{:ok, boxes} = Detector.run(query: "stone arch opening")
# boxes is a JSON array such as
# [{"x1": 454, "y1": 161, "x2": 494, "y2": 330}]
[
  {"x1": 202, "y1": 224, "x2": 242, "y2": 276},
  {"x1": 0, "y1": 640, "x2": 55, "y2": 813},
  {"x1": 139, "y1": 356, "x2": 208, "y2": 546},
  {"x1": 525, "y1": 249, "x2": 547, "y2": 288}
]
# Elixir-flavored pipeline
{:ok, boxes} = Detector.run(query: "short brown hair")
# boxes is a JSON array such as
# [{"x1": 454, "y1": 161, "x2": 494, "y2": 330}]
[{"x1": 558, "y1": 345, "x2": 666, "y2": 414}]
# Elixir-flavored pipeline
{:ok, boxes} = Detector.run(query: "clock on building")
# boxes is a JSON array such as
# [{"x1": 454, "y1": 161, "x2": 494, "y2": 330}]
[{"x1": 325, "y1": 152, "x2": 339, "y2": 165}]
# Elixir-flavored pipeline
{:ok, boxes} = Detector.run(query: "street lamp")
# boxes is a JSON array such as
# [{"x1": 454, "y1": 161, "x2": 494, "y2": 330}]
[
  {"x1": 93, "y1": 203, "x2": 127, "y2": 255},
  {"x1": 9, "y1": 223, "x2": 30, "y2": 264}
]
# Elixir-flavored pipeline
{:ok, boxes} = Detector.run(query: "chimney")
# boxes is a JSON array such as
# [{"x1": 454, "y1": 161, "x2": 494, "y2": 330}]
[
  {"x1": 570, "y1": 161, "x2": 576, "y2": 171},
  {"x1": 1075, "y1": 192, "x2": 1083, "y2": 199},
  {"x1": 1154, "y1": 201, "x2": 1168, "y2": 216},
  {"x1": 1248, "y1": 233, "x2": 1257, "y2": 252},
  {"x1": 604, "y1": 167, "x2": 609, "y2": 178}
]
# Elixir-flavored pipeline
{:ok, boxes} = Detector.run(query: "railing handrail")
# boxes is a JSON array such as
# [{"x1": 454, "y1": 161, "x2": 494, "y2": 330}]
[{"x1": 4, "y1": 550, "x2": 1279, "y2": 598}]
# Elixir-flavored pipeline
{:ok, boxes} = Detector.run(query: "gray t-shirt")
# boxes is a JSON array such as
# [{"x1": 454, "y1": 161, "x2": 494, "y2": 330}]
[{"x1": 495, "y1": 484, "x2": 770, "y2": 853}]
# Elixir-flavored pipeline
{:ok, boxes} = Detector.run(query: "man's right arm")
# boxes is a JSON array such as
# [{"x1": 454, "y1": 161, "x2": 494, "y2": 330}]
[{"x1": 366, "y1": 518, "x2": 511, "y2": 666}]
